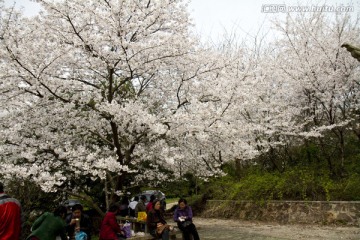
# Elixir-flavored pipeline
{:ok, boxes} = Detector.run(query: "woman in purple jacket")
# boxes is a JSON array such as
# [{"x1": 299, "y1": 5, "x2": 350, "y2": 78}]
[{"x1": 173, "y1": 198, "x2": 200, "y2": 240}]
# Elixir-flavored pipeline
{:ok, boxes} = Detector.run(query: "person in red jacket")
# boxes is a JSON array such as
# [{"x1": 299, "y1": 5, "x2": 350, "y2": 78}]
[
  {"x1": 0, "y1": 181, "x2": 23, "y2": 240},
  {"x1": 146, "y1": 195, "x2": 156, "y2": 213},
  {"x1": 99, "y1": 203, "x2": 126, "y2": 240}
]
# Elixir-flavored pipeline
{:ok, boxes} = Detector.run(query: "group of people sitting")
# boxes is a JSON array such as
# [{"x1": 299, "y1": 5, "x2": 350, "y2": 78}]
[
  {"x1": 25, "y1": 196, "x2": 199, "y2": 240},
  {"x1": 97, "y1": 195, "x2": 201, "y2": 240},
  {"x1": 27, "y1": 203, "x2": 92, "y2": 240},
  {"x1": 147, "y1": 198, "x2": 200, "y2": 240}
]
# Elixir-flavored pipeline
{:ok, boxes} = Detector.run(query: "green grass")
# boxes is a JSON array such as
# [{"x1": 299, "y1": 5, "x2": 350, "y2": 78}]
[{"x1": 166, "y1": 198, "x2": 179, "y2": 204}]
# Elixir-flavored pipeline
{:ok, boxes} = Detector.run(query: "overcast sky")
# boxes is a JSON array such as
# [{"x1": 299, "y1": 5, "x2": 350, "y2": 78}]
[
  {"x1": 3, "y1": 0, "x2": 359, "y2": 43},
  {"x1": 188, "y1": 0, "x2": 358, "y2": 43}
]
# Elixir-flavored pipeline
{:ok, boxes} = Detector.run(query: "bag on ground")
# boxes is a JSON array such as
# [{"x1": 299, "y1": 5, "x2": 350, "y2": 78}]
[{"x1": 123, "y1": 221, "x2": 132, "y2": 238}]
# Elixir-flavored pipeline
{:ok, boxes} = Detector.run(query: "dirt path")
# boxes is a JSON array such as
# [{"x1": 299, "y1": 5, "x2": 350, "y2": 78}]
[
  {"x1": 166, "y1": 202, "x2": 178, "y2": 210},
  {"x1": 192, "y1": 217, "x2": 360, "y2": 239}
]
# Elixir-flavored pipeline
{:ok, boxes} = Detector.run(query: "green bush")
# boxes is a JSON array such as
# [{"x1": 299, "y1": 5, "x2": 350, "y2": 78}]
[
  {"x1": 337, "y1": 173, "x2": 360, "y2": 200},
  {"x1": 202, "y1": 164, "x2": 360, "y2": 202}
]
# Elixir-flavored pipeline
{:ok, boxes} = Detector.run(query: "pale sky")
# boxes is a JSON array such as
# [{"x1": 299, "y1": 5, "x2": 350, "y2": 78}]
[
  {"x1": 3, "y1": 0, "x2": 359, "y2": 43},
  {"x1": 188, "y1": 0, "x2": 358, "y2": 43}
]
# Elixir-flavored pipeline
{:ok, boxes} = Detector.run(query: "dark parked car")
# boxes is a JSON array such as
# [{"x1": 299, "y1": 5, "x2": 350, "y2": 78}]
[
  {"x1": 131, "y1": 190, "x2": 166, "y2": 210},
  {"x1": 63, "y1": 199, "x2": 82, "y2": 214}
]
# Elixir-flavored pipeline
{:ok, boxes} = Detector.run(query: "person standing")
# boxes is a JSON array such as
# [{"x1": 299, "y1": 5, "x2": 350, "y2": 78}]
[
  {"x1": 0, "y1": 181, "x2": 22, "y2": 240},
  {"x1": 128, "y1": 196, "x2": 139, "y2": 217},
  {"x1": 146, "y1": 195, "x2": 156, "y2": 213},
  {"x1": 27, "y1": 205, "x2": 68, "y2": 240},
  {"x1": 173, "y1": 198, "x2": 200, "y2": 240},
  {"x1": 65, "y1": 203, "x2": 92, "y2": 240},
  {"x1": 134, "y1": 195, "x2": 147, "y2": 218},
  {"x1": 118, "y1": 196, "x2": 129, "y2": 217}
]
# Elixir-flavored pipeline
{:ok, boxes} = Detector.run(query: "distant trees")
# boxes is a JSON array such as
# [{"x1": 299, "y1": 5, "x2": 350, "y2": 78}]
[{"x1": 268, "y1": 12, "x2": 360, "y2": 176}]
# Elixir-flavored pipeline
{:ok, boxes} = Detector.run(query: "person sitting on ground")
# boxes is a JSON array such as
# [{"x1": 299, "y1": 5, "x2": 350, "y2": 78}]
[
  {"x1": 135, "y1": 195, "x2": 147, "y2": 219},
  {"x1": 99, "y1": 203, "x2": 126, "y2": 240},
  {"x1": 146, "y1": 194, "x2": 156, "y2": 213},
  {"x1": 128, "y1": 196, "x2": 139, "y2": 218},
  {"x1": 27, "y1": 205, "x2": 68, "y2": 240},
  {"x1": 147, "y1": 200, "x2": 171, "y2": 240},
  {"x1": 65, "y1": 203, "x2": 92, "y2": 240},
  {"x1": 173, "y1": 198, "x2": 200, "y2": 240}
]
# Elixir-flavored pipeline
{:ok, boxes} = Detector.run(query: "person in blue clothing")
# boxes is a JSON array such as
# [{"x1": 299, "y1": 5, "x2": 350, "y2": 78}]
[{"x1": 173, "y1": 198, "x2": 200, "y2": 240}]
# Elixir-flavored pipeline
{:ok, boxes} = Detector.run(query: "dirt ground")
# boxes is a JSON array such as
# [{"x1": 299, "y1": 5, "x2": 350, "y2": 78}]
[{"x1": 193, "y1": 217, "x2": 360, "y2": 240}]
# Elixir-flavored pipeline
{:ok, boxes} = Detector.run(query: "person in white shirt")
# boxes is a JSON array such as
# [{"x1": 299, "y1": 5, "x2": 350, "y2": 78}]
[{"x1": 129, "y1": 196, "x2": 139, "y2": 217}]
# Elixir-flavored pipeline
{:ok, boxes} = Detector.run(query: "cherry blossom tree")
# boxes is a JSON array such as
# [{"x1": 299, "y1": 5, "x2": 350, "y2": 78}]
[
  {"x1": 1, "y1": 0, "x2": 359, "y2": 212},
  {"x1": 0, "y1": 0, "x2": 228, "y2": 209}
]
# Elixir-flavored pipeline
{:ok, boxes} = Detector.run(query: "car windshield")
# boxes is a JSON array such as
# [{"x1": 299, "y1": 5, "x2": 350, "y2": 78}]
[
  {"x1": 64, "y1": 199, "x2": 81, "y2": 206},
  {"x1": 132, "y1": 190, "x2": 165, "y2": 202},
  {"x1": 145, "y1": 191, "x2": 164, "y2": 199}
]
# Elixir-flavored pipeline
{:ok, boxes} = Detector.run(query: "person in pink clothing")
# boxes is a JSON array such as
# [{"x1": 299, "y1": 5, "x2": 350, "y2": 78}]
[
  {"x1": 146, "y1": 194, "x2": 156, "y2": 212},
  {"x1": 99, "y1": 203, "x2": 126, "y2": 240}
]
